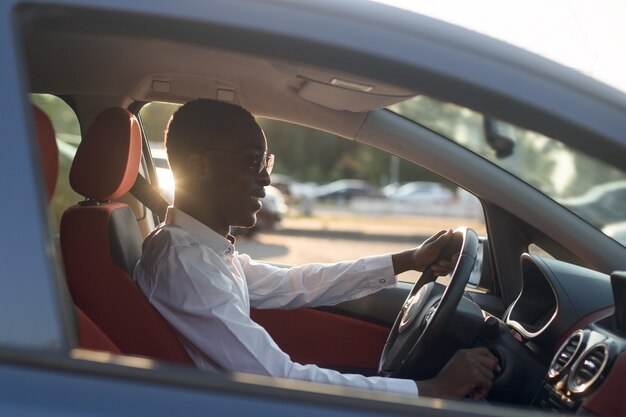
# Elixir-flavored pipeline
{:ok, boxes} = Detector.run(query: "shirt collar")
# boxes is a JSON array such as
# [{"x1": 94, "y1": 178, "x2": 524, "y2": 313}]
[{"x1": 165, "y1": 206, "x2": 236, "y2": 256}]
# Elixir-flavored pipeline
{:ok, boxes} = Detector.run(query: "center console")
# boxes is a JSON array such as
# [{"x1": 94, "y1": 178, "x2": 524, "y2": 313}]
[{"x1": 533, "y1": 272, "x2": 626, "y2": 413}]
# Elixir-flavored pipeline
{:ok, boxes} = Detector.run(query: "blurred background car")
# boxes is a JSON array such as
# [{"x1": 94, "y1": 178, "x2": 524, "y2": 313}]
[
  {"x1": 381, "y1": 182, "x2": 401, "y2": 197},
  {"x1": 314, "y1": 179, "x2": 383, "y2": 203},
  {"x1": 268, "y1": 173, "x2": 294, "y2": 201},
  {"x1": 387, "y1": 181, "x2": 455, "y2": 204},
  {"x1": 559, "y1": 180, "x2": 626, "y2": 227},
  {"x1": 257, "y1": 185, "x2": 288, "y2": 230}
]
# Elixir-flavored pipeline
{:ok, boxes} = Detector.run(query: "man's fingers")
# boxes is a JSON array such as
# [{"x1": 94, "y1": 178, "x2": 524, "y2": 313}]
[
  {"x1": 435, "y1": 229, "x2": 454, "y2": 246},
  {"x1": 475, "y1": 362, "x2": 496, "y2": 381},
  {"x1": 432, "y1": 231, "x2": 458, "y2": 259},
  {"x1": 471, "y1": 384, "x2": 491, "y2": 400},
  {"x1": 466, "y1": 363, "x2": 494, "y2": 400},
  {"x1": 435, "y1": 257, "x2": 458, "y2": 269},
  {"x1": 449, "y1": 348, "x2": 499, "y2": 399},
  {"x1": 430, "y1": 347, "x2": 499, "y2": 400},
  {"x1": 469, "y1": 347, "x2": 500, "y2": 372},
  {"x1": 423, "y1": 229, "x2": 450, "y2": 245},
  {"x1": 431, "y1": 254, "x2": 459, "y2": 275}
]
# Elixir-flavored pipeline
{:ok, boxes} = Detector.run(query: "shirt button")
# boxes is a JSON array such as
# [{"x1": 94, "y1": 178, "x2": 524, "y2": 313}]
[
  {"x1": 379, "y1": 279, "x2": 386, "y2": 283},
  {"x1": 225, "y1": 247, "x2": 232, "y2": 254}
]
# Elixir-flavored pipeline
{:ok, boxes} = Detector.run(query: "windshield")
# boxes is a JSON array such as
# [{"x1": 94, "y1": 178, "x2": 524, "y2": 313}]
[{"x1": 388, "y1": 96, "x2": 626, "y2": 248}]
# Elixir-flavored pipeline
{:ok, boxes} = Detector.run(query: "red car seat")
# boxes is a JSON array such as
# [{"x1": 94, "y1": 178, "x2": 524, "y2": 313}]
[
  {"x1": 34, "y1": 105, "x2": 121, "y2": 353},
  {"x1": 60, "y1": 107, "x2": 193, "y2": 365}
]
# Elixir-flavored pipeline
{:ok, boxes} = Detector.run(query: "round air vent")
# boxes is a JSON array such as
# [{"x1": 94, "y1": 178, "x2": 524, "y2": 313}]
[
  {"x1": 567, "y1": 343, "x2": 609, "y2": 394},
  {"x1": 548, "y1": 330, "x2": 584, "y2": 379}
]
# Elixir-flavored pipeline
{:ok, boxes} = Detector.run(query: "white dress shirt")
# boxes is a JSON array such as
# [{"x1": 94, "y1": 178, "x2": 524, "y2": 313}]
[{"x1": 134, "y1": 207, "x2": 418, "y2": 396}]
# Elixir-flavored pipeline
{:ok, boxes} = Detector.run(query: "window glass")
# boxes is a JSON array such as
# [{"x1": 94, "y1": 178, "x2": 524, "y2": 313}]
[
  {"x1": 388, "y1": 96, "x2": 626, "y2": 249},
  {"x1": 139, "y1": 101, "x2": 486, "y2": 283},
  {"x1": 30, "y1": 94, "x2": 82, "y2": 237},
  {"x1": 139, "y1": 102, "x2": 180, "y2": 204}
]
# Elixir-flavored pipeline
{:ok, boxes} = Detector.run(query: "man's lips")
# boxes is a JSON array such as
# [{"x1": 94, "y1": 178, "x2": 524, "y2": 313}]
[{"x1": 250, "y1": 189, "x2": 266, "y2": 199}]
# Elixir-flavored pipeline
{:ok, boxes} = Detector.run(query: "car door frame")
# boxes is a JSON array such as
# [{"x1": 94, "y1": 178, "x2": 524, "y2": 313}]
[{"x1": 3, "y1": 1, "x2": 626, "y2": 416}]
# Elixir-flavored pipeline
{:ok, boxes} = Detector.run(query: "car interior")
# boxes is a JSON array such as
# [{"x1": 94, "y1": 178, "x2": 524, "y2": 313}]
[{"x1": 18, "y1": 4, "x2": 626, "y2": 416}]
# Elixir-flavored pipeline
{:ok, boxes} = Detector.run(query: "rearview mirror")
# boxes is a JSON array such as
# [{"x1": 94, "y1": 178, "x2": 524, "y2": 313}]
[{"x1": 484, "y1": 116, "x2": 516, "y2": 159}]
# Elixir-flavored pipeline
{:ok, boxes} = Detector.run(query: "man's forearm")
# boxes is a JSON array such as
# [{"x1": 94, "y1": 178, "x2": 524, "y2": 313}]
[{"x1": 391, "y1": 250, "x2": 416, "y2": 275}]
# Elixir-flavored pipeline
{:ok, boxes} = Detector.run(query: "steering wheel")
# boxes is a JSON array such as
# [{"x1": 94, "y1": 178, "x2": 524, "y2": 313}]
[{"x1": 378, "y1": 227, "x2": 479, "y2": 379}]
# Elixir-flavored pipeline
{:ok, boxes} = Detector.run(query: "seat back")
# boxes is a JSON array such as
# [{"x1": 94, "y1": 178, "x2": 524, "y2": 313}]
[
  {"x1": 76, "y1": 306, "x2": 122, "y2": 353},
  {"x1": 34, "y1": 105, "x2": 121, "y2": 354},
  {"x1": 60, "y1": 107, "x2": 193, "y2": 364}
]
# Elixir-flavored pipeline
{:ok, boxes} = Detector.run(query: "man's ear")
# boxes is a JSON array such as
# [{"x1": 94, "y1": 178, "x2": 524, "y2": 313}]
[{"x1": 186, "y1": 152, "x2": 210, "y2": 179}]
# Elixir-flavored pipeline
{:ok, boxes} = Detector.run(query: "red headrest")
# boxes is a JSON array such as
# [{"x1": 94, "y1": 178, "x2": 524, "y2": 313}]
[
  {"x1": 70, "y1": 108, "x2": 141, "y2": 201},
  {"x1": 34, "y1": 106, "x2": 59, "y2": 202}
]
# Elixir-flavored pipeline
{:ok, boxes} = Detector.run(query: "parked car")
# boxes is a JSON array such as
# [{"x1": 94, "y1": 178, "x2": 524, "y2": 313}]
[
  {"x1": 388, "y1": 181, "x2": 455, "y2": 204},
  {"x1": 260, "y1": 185, "x2": 289, "y2": 228},
  {"x1": 4, "y1": 0, "x2": 626, "y2": 416},
  {"x1": 314, "y1": 179, "x2": 383, "y2": 202},
  {"x1": 268, "y1": 173, "x2": 294, "y2": 199},
  {"x1": 382, "y1": 182, "x2": 401, "y2": 197},
  {"x1": 559, "y1": 181, "x2": 626, "y2": 228}
]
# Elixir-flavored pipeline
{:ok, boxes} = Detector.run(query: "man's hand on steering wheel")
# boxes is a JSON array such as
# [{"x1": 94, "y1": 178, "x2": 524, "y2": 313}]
[
  {"x1": 391, "y1": 229, "x2": 460, "y2": 276},
  {"x1": 415, "y1": 347, "x2": 500, "y2": 400}
]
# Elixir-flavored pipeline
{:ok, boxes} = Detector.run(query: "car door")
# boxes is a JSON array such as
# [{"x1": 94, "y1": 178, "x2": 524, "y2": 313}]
[{"x1": 7, "y1": 0, "x2": 626, "y2": 416}]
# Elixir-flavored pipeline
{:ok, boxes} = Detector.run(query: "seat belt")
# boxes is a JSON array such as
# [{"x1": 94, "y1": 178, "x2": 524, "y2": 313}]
[{"x1": 129, "y1": 174, "x2": 169, "y2": 219}]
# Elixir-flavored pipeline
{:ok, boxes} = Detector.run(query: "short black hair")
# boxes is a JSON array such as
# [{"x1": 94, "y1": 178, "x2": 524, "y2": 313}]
[{"x1": 165, "y1": 98, "x2": 257, "y2": 172}]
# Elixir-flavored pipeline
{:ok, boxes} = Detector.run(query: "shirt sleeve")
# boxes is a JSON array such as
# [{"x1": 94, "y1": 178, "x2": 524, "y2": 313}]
[
  {"x1": 141, "y1": 244, "x2": 417, "y2": 396},
  {"x1": 240, "y1": 253, "x2": 398, "y2": 309}
]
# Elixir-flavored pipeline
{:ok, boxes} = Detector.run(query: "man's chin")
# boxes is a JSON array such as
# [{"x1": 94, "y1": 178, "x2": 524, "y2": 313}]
[{"x1": 233, "y1": 214, "x2": 257, "y2": 229}]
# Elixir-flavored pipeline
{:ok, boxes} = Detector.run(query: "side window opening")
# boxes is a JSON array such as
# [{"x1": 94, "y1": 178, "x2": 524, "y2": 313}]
[
  {"x1": 139, "y1": 102, "x2": 180, "y2": 205},
  {"x1": 138, "y1": 101, "x2": 487, "y2": 284},
  {"x1": 30, "y1": 94, "x2": 82, "y2": 238}
]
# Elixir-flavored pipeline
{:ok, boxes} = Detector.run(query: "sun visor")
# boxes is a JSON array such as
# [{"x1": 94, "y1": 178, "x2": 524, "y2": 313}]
[{"x1": 298, "y1": 79, "x2": 414, "y2": 112}]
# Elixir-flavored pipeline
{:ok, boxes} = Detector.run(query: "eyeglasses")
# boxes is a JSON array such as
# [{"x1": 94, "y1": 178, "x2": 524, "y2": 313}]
[{"x1": 204, "y1": 148, "x2": 274, "y2": 175}]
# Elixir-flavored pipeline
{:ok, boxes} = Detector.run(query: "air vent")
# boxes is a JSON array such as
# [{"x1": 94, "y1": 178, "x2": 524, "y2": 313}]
[
  {"x1": 548, "y1": 331, "x2": 584, "y2": 379},
  {"x1": 568, "y1": 343, "x2": 609, "y2": 394}
]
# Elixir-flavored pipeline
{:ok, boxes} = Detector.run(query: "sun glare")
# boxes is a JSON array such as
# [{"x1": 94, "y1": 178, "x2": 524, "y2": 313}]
[{"x1": 372, "y1": 0, "x2": 626, "y2": 93}]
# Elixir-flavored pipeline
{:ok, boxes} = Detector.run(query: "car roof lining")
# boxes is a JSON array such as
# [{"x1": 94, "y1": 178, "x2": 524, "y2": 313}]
[{"x1": 24, "y1": 29, "x2": 414, "y2": 138}]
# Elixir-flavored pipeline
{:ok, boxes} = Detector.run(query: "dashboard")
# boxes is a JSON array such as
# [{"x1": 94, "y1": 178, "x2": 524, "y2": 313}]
[{"x1": 503, "y1": 255, "x2": 625, "y2": 415}]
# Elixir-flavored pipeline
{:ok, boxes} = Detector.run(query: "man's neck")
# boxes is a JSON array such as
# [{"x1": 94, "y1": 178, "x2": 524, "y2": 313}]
[{"x1": 174, "y1": 200, "x2": 230, "y2": 238}]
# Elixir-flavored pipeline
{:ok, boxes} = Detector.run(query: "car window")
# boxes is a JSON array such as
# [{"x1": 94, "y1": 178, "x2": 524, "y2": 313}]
[
  {"x1": 388, "y1": 96, "x2": 626, "y2": 249},
  {"x1": 29, "y1": 94, "x2": 82, "y2": 238},
  {"x1": 139, "y1": 102, "x2": 180, "y2": 204},
  {"x1": 139, "y1": 101, "x2": 486, "y2": 284}
]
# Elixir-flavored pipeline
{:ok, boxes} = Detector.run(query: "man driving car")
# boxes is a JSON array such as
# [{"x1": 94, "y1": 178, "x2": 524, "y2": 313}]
[{"x1": 134, "y1": 98, "x2": 499, "y2": 399}]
